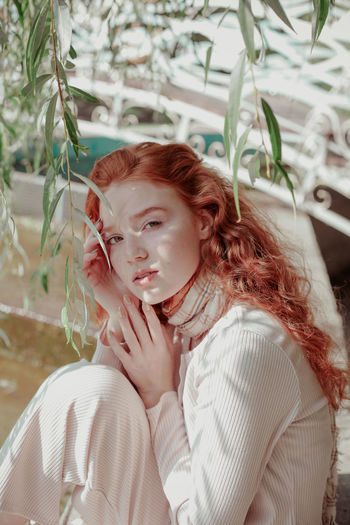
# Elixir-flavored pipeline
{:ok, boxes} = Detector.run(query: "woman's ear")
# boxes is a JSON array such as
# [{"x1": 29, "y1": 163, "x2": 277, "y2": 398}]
[{"x1": 197, "y1": 210, "x2": 213, "y2": 241}]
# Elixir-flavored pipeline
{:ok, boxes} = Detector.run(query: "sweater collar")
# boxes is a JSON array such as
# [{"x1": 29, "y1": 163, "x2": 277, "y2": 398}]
[{"x1": 161, "y1": 269, "x2": 227, "y2": 339}]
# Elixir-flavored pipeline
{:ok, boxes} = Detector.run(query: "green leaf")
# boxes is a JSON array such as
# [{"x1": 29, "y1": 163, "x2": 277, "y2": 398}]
[
  {"x1": 1, "y1": 166, "x2": 11, "y2": 190},
  {"x1": 73, "y1": 236, "x2": 84, "y2": 269},
  {"x1": 246, "y1": 148, "x2": 261, "y2": 185},
  {"x1": 0, "y1": 24, "x2": 8, "y2": 46},
  {"x1": 65, "y1": 60, "x2": 75, "y2": 69},
  {"x1": 65, "y1": 255, "x2": 70, "y2": 297},
  {"x1": 77, "y1": 297, "x2": 89, "y2": 348},
  {"x1": 42, "y1": 166, "x2": 56, "y2": 218},
  {"x1": 40, "y1": 185, "x2": 67, "y2": 254},
  {"x1": 276, "y1": 161, "x2": 296, "y2": 208},
  {"x1": 232, "y1": 125, "x2": 252, "y2": 220},
  {"x1": 312, "y1": 0, "x2": 330, "y2": 43},
  {"x1": 69, "y1": 86, "x2": 99, "y2": 103},
  {"x1": 227, "y1": 50, "x2": 246, "y2": 147},
  {"x1": 54, "y1": 0, "x2": 72, "y2": 62},
  {"x1": 70, "y1": 333, "x2": 80, "y2": 355},
  {"x1": 64, "y1": 108, "x2": 79, "y2": 158},
  {"x1": 0, "y1": 114, "x2": 16, "y2": 137},
  {"x1": 13, "y1": 0, "x2": 25, "y2": 27},
  {"x1": 69, "y1": 45, "x2": 77, "y2": 59},
  {"x1": 262, "y1": 0, "x2": 294, "y2": 31},
  {"x1": 26, "y1": 4, "x2": 50, "y2": 83},
  {"x1": 61, "y1": 304, "x2": 71, "y2": 341},
  {"x1": 52, "y1": 221, "x2": 68, "y2": 256},
  {"x1": 21, "y1": 73, "x2": 53, "y2": 98},
  {"x1": 73, "y1": 208, "x2": 111, "y2": 271},
  {"x1": 56, "y1": 59, "x2": 70, "y2": 93},
  {"x1": 237, "y1": 0, "x2": 255, "y2": 62},
  {"x1": 0, "y1": 327, "x2": 10, "y2": 347},
  {"x1": 203, "y1": 0, "x2": 209, "y2": 14},
  {"x1": 204, "y1": 44, "x2": 213, "y2": 87},
  {"x1": 261, "y1": 98, "x2": 281, "y2": 162},
  {"x1": 223, "y1": 112, "x2": 231, "y2": 166},
  {"x1": 45, "y1": 92, "x2": 58, "y2": 165},
  {"x1": 41, "y1": 270, "x2": 49, "y2": 293},
  {"x1": 72, "y1": 171, "x2": 113, "y2": 215},
  {"x1": 76, "y1": 269, "x2": 96, "y2": 310}
]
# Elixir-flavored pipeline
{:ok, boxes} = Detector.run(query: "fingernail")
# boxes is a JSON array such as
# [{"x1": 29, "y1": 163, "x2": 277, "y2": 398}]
[
  {"x1": 123, "y1": 295, "x2": 131, "y2": 305},
  {"x1": 142, "y1": 301, "x2": 151, "y2": 311}
]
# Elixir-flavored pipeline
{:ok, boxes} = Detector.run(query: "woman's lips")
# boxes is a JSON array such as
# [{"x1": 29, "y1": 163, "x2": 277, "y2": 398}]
[{"x1": 133, "y1": 271, "x2": 158, "y2": 286}]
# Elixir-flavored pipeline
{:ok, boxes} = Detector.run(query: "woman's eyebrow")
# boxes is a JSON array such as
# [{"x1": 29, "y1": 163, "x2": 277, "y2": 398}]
[
  {"x1": 103, "y1": 207, "x2": 167, "y2": 233},
  {"x1": 132, "y1": 206, "x2": 167, "y2": 220}
]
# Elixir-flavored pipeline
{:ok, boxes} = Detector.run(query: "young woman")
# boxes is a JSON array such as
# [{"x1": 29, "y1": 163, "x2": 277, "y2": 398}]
[{"x1": 0, "y1": 142, "x2": 348, "y2": 525}]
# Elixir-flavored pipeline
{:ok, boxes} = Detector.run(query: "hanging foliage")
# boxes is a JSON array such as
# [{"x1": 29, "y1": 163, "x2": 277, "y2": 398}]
[{"x1": 0, "y1": 0, "x2": 343, "y2": 353}]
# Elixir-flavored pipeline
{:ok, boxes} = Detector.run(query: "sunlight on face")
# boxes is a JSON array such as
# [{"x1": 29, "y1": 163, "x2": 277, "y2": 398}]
[{"x1": 99, "y1": 180, "x2": 208, "y2": 304}]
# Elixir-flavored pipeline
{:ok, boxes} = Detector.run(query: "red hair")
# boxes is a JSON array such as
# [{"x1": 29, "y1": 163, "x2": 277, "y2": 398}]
[{"x1": 85, "y1": 142, "x2": 349, "y2": 409}]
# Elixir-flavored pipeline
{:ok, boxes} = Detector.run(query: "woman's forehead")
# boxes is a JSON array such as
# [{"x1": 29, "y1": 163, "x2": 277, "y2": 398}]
[{"x1": 98, "y1": 179, "x2": 184, "y2": 228}]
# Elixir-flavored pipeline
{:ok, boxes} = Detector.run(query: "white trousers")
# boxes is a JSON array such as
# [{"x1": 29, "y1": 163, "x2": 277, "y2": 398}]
[{"x1": 0, "y1": 360, "x2": 171, "y2": 525}]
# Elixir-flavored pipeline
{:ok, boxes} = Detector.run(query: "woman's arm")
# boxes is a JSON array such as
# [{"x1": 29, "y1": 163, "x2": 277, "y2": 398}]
[{"x1": 146, "y1": 328, "x2": 301, "y2": 524}]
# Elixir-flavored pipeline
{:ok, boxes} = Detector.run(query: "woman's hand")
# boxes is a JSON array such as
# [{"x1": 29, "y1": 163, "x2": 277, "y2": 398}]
[
  {"x1": 83, "y1": 219, "x2": 138, "y2": 336},
  {"x1": 109, "y1": 297, "x2": 176, "y2": 408}
]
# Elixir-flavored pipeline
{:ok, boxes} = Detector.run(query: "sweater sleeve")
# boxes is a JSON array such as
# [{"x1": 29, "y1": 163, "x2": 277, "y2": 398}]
[
  {"x1": 146, "y1": 328, "x2": 301, "y2": 524},
  {"x1": 91, "y1": 323, "x2": 124, "y2": 371}
]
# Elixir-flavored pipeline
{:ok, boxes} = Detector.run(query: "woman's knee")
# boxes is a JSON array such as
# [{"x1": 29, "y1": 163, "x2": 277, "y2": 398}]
[{"x1": 41, "y1": 362, "x2": 144, "y2": 417}]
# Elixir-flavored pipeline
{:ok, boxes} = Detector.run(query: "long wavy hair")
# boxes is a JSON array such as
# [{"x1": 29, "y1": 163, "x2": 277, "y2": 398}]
[{"x1": 85, "y1": 141, "x2": 349, "y2": 409}]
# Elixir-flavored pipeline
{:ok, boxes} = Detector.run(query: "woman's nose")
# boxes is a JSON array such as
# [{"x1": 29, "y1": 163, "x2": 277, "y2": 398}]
[{"x1": 126, "y1": 238, "x2": 148, "y2": 262}]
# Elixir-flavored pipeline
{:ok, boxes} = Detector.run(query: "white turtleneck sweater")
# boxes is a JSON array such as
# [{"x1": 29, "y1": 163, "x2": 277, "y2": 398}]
[
  {"x1": 95, "y1": 303, "x2": 333, "y2": 524},
  {"x1": 151, "y1": 304, "x2": 333, "y2": 524}
]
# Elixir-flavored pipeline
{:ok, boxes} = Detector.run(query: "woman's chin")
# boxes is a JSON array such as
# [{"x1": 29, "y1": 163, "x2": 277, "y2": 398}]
[{"x1": 137, "y1": 289, "x2": 174, "y2": 306}]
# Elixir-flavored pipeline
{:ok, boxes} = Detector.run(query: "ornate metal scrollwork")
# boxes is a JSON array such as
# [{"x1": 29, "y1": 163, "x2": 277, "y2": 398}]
[
  {"x1": 313, "y1": 185, "x2": 333, "y2": 209},
  {"x1": 208, "y1": 141, "x2": 225, "y2": 158}
]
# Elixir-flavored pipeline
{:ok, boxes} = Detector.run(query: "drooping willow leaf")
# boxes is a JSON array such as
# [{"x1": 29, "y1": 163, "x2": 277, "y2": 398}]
[
  {"x1": 54, "y1": 0, "x2": 72, "y2": 62},
  {"x1": 72, "y1": 171, "x2": 113, "y2": 215},
  {"x1": 42, "y1": 166, "x2": 56, "y2": 218},
  {"x1": 73, "y1": 208, "x2": 111, "y2": 271},
  {"x1": 262, "y1": 0, "x2": 294, "y2": 32},
  {"x1": 227, "y1": 50, "x2": 246, "y2": 147},
  {"x1": 261, "y1": 97, "x2": 281, "y2": 162},
  {"x1": 45, "y1": 92, "x2": 58, "y2": 164},
  {"x1": 0, "y1": 327, "x2": 10, "y2": 347},
  {"x1": 232, "y1": 125, "x2": 252, "y2": 220},
  {"x1": 22, "y1": 73, "x2": 53, "y2": 98},
  {"x1": 223, "y1": 112, "x2": 231, "y2": 165},
  {"x1": 246, "y1": 148, "x2": 262, "y2": 185},
  {"x1": 69, "y1": 86, "x2": 99, "y2": 103},
  {"x1": 26, "y1": 3, "x2": 50, "y2": 84},
  {"x1": 204, "y1": 44, "x2": 213, "y2": 87},
  {"x1": 312, "y1": 0, "x2": 330, "y2": 45},
  {"x1": 40, "y1": 185, "x2": 67, "y2": 254},
  {"x1": 61, "y1": 304, "x2": 71, "y2": 341},
  {"x1": 276, "y1": 161, "x2": 296, "y2": 208},
  {"x1": 64, "y1": 108, "x2": 79, "y2": 158},
  {"x1": 237, "y1": 0, "x2": 255, "y2": 62}
]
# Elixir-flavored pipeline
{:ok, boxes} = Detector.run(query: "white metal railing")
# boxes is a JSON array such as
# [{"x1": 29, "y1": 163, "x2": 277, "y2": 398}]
[{"x1": 63, "y1": 78, "x2": 350, "y2": 237}]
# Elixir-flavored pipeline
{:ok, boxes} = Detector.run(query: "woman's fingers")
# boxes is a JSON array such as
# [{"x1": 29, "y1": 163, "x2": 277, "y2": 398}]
[
  {"x1": 109, "y1": 333, "x2": 132, "y2": 365},
  {"x1": 141, "y1": 301, "x2": 163, "y2": 343},
  {"x1": 122, "y1": 296, "x2": 151, "y2": 344},
  {"x1": 118, "y1": 304, "x2": 142, "y2": 352}
]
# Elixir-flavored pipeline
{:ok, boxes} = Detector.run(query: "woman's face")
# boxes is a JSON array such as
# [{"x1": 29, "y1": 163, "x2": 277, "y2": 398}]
[{"x1": 99, "y1": 179, "x2": 210, "y2": 304}]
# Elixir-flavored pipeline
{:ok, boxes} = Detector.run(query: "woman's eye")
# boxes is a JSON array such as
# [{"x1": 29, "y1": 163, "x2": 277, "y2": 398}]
[
  {"x1": 107, "y1": 235, "x2": 123, "y2": 245},
  {"x1": 144, "y1": 220, "x2": 161, "y2": 230}
]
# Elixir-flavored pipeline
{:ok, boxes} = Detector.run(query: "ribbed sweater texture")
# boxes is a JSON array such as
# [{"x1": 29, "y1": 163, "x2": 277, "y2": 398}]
[{"x1": 0, "y1": 305, "x2": 333, "y2": 524}]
